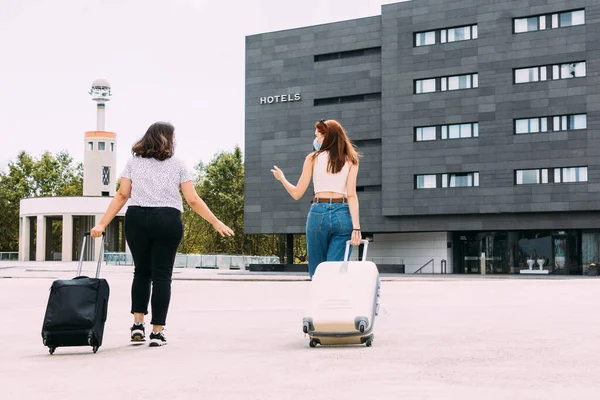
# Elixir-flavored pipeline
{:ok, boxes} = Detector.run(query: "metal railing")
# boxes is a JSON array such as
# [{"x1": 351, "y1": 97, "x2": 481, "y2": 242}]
[
  {"x1": 0, "y1": 252, "x2": 18, "y2": 261},
  {"x1": 414, "y1": 259, "x2": 434, "y2": 274},
  {"x1": 104, "y1": 252, "x2": 280, "y2": 269},
  {"x1": 414, "y1": 258, "x2": 449, "y2": 274}
]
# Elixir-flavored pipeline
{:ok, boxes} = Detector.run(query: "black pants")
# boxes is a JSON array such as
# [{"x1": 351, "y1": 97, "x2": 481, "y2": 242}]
[{"x1": 124, "y1": 206, "x2": 183, "y2": 326}]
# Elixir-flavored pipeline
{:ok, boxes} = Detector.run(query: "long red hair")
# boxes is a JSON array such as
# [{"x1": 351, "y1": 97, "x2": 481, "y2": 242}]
[{"x1": 312, "y1": 119, "x2": 359, "y2": 174}]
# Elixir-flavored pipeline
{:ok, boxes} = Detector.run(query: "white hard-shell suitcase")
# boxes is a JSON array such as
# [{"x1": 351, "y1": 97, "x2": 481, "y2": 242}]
[{"x1": 302, "y1": 240, "x2": 380, "y2": 347}]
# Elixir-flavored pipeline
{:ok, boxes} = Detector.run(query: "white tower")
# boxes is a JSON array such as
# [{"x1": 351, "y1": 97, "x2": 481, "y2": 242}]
[{"x1": 83, "y1": 78, "x2": 117, "y2": 197}]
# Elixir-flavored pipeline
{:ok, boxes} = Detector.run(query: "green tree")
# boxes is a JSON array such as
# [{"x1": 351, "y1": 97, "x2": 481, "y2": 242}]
[
  {"x1": 178, "y1": 146, "x2": 306, "y2": 262},
  {"x1": 0, "y1": 150, "x2": 83, "y2": 251},
  {"x1": 179, "y1": 146, "x2": 244, "y2": 253}
]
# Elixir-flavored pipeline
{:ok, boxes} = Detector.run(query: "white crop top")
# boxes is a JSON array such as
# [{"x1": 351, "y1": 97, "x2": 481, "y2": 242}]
[{"x1": 312, "y1": 152, "x2": 351, "y2": 195}]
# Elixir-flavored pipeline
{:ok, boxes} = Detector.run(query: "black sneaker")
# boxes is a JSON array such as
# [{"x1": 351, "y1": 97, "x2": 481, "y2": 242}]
[
  {"x1": 149, "y1": 330, "x2": 167, "y2": 347},
  {"x1": 130, "y1": 322, "x2": 146, "y2": 342}
]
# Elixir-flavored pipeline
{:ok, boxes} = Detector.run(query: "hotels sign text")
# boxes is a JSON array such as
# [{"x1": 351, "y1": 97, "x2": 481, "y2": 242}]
[{"x1": 260, "y1": 93, "x2": 301, "y2": 105}]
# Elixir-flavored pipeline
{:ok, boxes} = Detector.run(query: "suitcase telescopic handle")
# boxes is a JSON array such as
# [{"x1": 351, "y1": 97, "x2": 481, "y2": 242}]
[
  {"x1": 344, "y1": 239, "x2": 369, "y2": 262},
  {"x1": 77, "y1": 232, "x2": 105, "y2": 278}
]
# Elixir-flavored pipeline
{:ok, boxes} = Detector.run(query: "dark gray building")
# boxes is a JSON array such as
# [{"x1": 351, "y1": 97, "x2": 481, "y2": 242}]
[{"x1": 244, "y1": 0, "x2": 600, "y2": 275}]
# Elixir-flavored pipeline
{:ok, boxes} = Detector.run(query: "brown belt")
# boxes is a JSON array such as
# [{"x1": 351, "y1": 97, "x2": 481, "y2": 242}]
[{"x1": 311, "y1": 197, "x2": 348, "y2": 204}]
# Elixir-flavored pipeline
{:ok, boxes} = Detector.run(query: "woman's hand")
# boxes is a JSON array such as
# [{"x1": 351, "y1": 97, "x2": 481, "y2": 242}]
[
  {"x1": 270, "y1": 165, "x2": 285, "y2": 182},
  {"x1": 212, "y1": 220, "x2": 234, "y2": 237},
  {"x1": 90, "y1": 224, "x2": 106, "y2": 238},
  {"x1": 351, "y1": 229, "x2": 362, "y2": 246}
]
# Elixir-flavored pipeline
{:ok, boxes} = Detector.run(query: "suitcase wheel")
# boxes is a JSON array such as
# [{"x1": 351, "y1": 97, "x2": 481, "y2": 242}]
[
  {"x1": 358, "y1": 321, "x2": 367, "y2": 333},
  {"x1": 48, "y1": 347, "x2": 56, "y2": 355},
  {"x1": 365, "y1": 339, "x2": 373, "y2": 347},
  {"x1": 309, "y1": 339, "x2": 319, "y2": 348},
  {"x1": 92, "y1": 346, "x2": 99, "y2": 354}
]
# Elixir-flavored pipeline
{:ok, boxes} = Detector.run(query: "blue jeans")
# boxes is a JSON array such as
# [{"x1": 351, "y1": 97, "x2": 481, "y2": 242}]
[{"x1": 306, "y1": 202, "x2": 353, "y2": 279}]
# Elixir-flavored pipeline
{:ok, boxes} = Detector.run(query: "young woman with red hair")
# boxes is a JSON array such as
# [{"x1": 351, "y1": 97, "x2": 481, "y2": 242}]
[{"x1": 271, "y1": 119, "x2": 362, "y2": 279}]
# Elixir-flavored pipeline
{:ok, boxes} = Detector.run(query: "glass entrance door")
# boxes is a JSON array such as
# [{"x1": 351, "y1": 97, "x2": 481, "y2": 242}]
[
  {"x1": 457, "y1": 235, "x2": 481, "y2": 274},
  {"x1": 553, "y1": 236, "x2": 567, "y2": 273},
  {"x1": 454, "y1": 232, "x2": 509, "y2": 274}
]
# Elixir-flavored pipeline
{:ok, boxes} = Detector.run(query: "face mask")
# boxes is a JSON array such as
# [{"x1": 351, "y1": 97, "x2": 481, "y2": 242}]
[
  {"x1": 313, "y1": 138, "x2": 321, "y2": 151},
  {"x1": 173, "y1": 138, "x2": 178, "y2": 151}
]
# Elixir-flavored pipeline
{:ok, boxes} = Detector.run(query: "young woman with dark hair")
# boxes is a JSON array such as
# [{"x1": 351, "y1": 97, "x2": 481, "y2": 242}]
[
  {"x1": 91, "y1": 121, "x2": 234, "y2": 347},
  {"x1": 271, "y1": 119, "x2": 362, "y2": 279}
]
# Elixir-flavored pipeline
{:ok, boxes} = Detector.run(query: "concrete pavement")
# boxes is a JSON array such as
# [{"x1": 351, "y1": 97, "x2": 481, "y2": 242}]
[{"x1": 1, "y1": 264, "x2": 600, "y2": 399}]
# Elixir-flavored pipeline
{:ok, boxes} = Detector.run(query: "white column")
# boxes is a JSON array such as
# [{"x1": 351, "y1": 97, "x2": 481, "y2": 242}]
[
  {"x1": 19, "y1": 217, "x2": 30, "y2": 261},
  {"x1": 93, "y1": 214, "x2": 105, "y2": 262},
  {"x1": 96, "y1": 103, "x2": 105, "y2": 131},
  {"x1": 62, "y1": 215, "x2": 73, "y2": 262},
  {"x1": 36, "y1": 215, "x2": 46, "y2": 261}
]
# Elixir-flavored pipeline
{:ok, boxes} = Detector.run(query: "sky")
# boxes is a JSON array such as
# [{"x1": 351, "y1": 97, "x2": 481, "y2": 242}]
[{"x1": 0, "y1": 0, "x2": 401, "y2": 175}]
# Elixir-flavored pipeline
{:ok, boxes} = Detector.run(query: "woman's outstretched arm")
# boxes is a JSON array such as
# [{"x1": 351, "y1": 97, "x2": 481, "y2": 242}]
[
  {"x1": 180, "y1": 181, "x2": 234, "y2": 237},
  {"x1": 271, "y1": 154, "x2": 314, "y2": 201}
]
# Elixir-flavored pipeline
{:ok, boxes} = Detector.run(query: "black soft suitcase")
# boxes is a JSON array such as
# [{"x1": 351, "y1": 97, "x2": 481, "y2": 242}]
[{"x1": 41, "y1": 232, "x2": 109, "y2": 354}]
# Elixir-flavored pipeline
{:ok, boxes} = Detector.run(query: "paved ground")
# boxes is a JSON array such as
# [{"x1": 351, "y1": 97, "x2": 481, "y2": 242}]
[{"x1": 1, "y1": 263, "x2": 600, "y2": 399}]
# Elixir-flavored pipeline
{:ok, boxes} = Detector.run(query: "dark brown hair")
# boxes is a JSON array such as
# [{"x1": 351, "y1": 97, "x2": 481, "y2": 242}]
[
  {"x1": 312, "y1": 119, "x2": 359, "y2": 174},
  {"x1": 132, "y1": 122, "x2": 175, "y2": 161}
]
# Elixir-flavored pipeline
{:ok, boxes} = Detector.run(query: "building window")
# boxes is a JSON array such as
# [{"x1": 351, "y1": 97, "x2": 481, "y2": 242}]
[
  {"x1": 515, "y1": 117, "x2": 548, "y2": 134},
  {"x1": 514, "y1": 9, "x2": 584, "y2": 33},
  {"x1": 553, "y1": 62, "x2": 586, "y2": 79},
  {"x1": 514, "y1": 16, "x2": 543, "y2": 33},
  {"x1": 98, "y1": 142, "x2": 106, "y2": 151},
  {"x1": 558, "y1": 9, "x2": 585, "y2": 28},
  {"x1": 555, "y1": 167, "x2": 588, "y2": 183},
  {"x1": 441, "y1": 74, "x2": 478, "y2": 91},
  {"x1": 88, "y1": 142, "x2": 93, "y2": 151},
  {"x1": 441, "y1": 123, "x2": 479, "y2": 139},
  {"x1": 414, "y1": 25, "x2": 477, "y2": 47},
  {"x1": 356, "y1": 185, "x2": 382, "y2": 192},
  {"x1": 516, "y1": 169, "x2": 549, "y2": 184},
  {"x1": 415, "y1": 126, "x2": 436, "y2": 141},
  {"x1": 415, "y1": 74, "x2": 478, "y2": 94},
  {"x1": 415, "y1": 123, "x2": 479, "y2": 141},
  {"x1": 515, "y1": 66, "x2": 544, "y2": 83},
  {"x1": 313, "y1": 92, "x2": 381, "y2": 106},
  {"x1": 516, "y1": 167, "x2": 587, "y2": 184},
  {"x1": 314, "y1": 47, "x2": 381, "y2": 62},
  {"x1": 102, "y1": 166, "x2": 110, "y2": 185},
  {"x1": 553, "y1": 114, "x2": 587, "y2": 131},
  {"x1": 441, "y1": 25, "x2": 478, "y2": 43},
  {"x1": 516, "y1": 114, "x2": 586, "y2": 134},
  {"x1": 415, "y1": 78, "x2": 436, "y2": 94},
  {"x1": 442, "y1": 172, "x2": 479, "y2": 188},
  {"x1": 110, "y1": 143, "x2": 114, "y2": 152},
  {"x1": 416, "y1": 174, "x2": 437, "y2": 189},
  {"x1": 415, "y1": 31, "x2": 436, "y2": 46},
  {"x1": 514, "y1": 61, "x2": 585, "y2": 83},
  {"x1": 416, "y1": 172, "x2": 480, "y2": 189}
]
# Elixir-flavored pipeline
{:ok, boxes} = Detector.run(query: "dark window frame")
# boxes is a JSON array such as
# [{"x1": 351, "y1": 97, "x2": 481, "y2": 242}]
[
  {"x1": 439, "y1": 24, "x2": 478, "y2": 44},
  {"x1": 513, "y1": 8, "x2": 585, "y2": 34},
  {"x1": 414, "y1": 122, "x2": 479, "y2": 142},
  {"x1": 414, "y1": 73, "x2": 478, "y2": 94},
  {"x1": 513, "y1": 60, "x2": 586, "y2": 84},
  {"x1": 314, "y1": 92, "x2": 381, "y2": 106},
  {"x1": 413, "y1": 24, "x2": 477, "y2": 47},
  {"x1": 314, "y1": 47, "x2": 381, "y2": 62}
]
